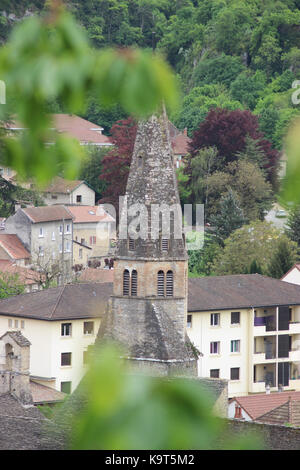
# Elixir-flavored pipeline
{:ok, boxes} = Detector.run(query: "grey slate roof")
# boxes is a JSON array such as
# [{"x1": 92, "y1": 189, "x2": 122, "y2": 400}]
[
  {"x1": 0, "y1": 283, "x2": 112, "y2": 320},
  {"x1": 1, "y1": 274, "x2": 300, "y2": 320},
  {"x1": 188, "y1": 274, "x2": 300, "y2": 311},
  {"x1": 0, "y1": 393, "x2": 64, "y2": 450},
  {"x1": 0, "y1": 330, "x2": 31, "y2": 347}
]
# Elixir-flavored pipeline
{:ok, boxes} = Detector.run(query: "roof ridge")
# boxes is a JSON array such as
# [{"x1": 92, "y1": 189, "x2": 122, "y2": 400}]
[{"x1": 49, "y1": 285, "x2": 66, "y2": 319}]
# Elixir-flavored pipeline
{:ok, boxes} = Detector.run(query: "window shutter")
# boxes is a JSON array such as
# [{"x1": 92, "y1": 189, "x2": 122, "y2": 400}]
[
  {"x1": 131, "y1": 270, "x2": 138, "y2": 296},
  {"x1": 166, "y1": 270, "x2": 173, "y2": 297},
  {"x1": 123, "y1": 270, "x2": 130, "y2": 296},
  {"x1": 157, "y1": 271, "x2": 165, "y2": 297}
]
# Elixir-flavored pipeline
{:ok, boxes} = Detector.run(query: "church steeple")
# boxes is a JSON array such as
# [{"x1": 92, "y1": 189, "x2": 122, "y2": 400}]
[
  {"x1": 97, "y1": 108, "x2": 198, "y2": 377},
  {"x1": 117, "y1": 107, "x2": 187, "y2": 261}
]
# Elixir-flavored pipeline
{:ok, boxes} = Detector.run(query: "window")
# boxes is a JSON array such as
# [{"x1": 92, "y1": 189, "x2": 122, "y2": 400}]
[
  {"x1": 83, "y1": 321, "x2": 94, "y2": 335},
  {"x1": 210, "y1": 313, "x2": 220, "y2": 326},
  {"x1": 210, "y1": 369, "x2": 220, "y2": 379},
  {"x1": 8, "y1": 319, "x2": 12, "y2": 328},
  {"x1": 230, "y1": 367, "x2": 240, "y2": 381},
  {"x1": 128, "y1": 238, "x2": 135, "y2": 251},
  {"x1": 52, "y1": 231, "x2": 55, "y2": 241},
  {"x1": 210, "y1": 341, "x2": 220, "y2": 354},
  {"x1": 66, "y1": 224, "x2": 71, "y2": 234},
  {"x1": 60, "y1": 381, "x2": 71, "y2": 394},
  {"x1": 231, "y1": 312, "x2": 240, "y2": 325},
  {"x1": 79, "y1": 248, "x2": 83, "y2": 259},
  {"x1": 59, "y1": 243, "x2": 63, "y2": 253},
  {"x1": 76, "y1": 195, "x2": 82, "y2": 203},
  {"x1": 61, "y1": 352, "x2": 72, "y2": 366},
  {"x1": 166, "y1": 270, "x2": 174, "y2": 297},
  {"x1": 131, "y1": 270, "x2": 138, "y2": 296},
  {"x1": 157, "y1": 270, "x2": 165, "y2": 297},
  {"x1": 61, "y1": 323, "x2": 72, "y2": 337},
  {"x1": 81, "y1": 238, "x2": 85, "y2": 245},
  {"x1": 59, "y1": 225, "x2": 63, "y2": 234},
  {"x1": 123, "y1": 270, "x2": 130, "y2": 296},
  {"x1": 138, "y1": 155, "x2": 143, "y2": 168},
  {"x1": 231, "y1": 340, "x2": 240, "y2": 353},
  {"x1": 21, "y1": 320, "x2": 25, "y2": 329},
  {"x1": 187, "y1": 314, "x2": 192, "y2": 328},
  {"x1": 65, "y1": 241, "x2": 71, "y2": 252},
  {"x1": 90, "y1": 236, "x2": 96, "y2": 245},
  {"x1": 38, "y1": 246, "x2": 44, "y2": 256},
  {"x1": 39, "y1": 227, "x2": 44, "y2": 238},
  {"x1": 14, "y1": 320, "x2": 18, "y2": 328},
  {"x1": 51, "y1": 195, "x2": 57, "y2": 200}
]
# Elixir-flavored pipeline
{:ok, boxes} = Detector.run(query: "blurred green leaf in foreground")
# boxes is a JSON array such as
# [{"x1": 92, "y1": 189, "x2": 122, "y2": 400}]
[
  {"x1": 0, "y1": 1, "x2": 178, "y2": 186},
  {"x1": 281, "y1": 117, "x2": 300, "y2": 206},
  {"x1": 57, "y1": 344, "x2": 262, "y2": 450}
]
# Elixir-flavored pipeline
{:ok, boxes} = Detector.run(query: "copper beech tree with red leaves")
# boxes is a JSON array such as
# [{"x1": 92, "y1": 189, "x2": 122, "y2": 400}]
[
  {"x1": 99, "y1": 118, "x2": 137, "y2": 217},
  {"x1": 187, "y1": 108, "x2": 280, "y2": 189}
]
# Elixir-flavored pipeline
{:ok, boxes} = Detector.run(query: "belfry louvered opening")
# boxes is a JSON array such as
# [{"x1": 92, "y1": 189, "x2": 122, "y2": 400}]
[
  {"x1": 123, "y1": 269, "x2": 130, "y2": 296},
  {"x1": 131, "y1": 270, "x2": 138, "y2": 296},
  {"x1": 166, "y1": 270, "x2": 174, "y2": 297},
  {"x1": 161, "y1": 238, "x2": 169, "y2": 252},
  {"x1": 128, "y1": 238, "x2": 135, "y2": 251},
  {"x1": 157, "y1": 270, "x2": 165, "y2": 297}
]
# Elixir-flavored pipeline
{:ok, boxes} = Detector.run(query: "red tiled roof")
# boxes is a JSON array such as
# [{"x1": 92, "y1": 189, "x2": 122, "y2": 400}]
[
  {"x1": 78, "y1": 268, "x2": 114, "y2": 283},
  {"x1": 232, "y1": 391, "x2": 300, "y2": 420},
  {"x1": 0, "y1": 234, "x2": 30, "y2": 260},
  {"x1": 66, "y1": 205, "x2": 115, "y2": 224},
  {"x1": 43, "y1": 177, "x2": 84, "y2": 194},
  {"x1": 7, "y1": 114, "x2": 113, "y2": 146},
  {"x1": 22, "y1": 205, "x2": 73, "y2": 223},
  {"x1": 29, "y1": 381, "x2": 66, "y2": 404},
  {"x1": 171, "y1": 132, "x2": 191, "y2": 156},
  {"x1": 0, "y1": 261, "x2": 43, "y2": 285}
]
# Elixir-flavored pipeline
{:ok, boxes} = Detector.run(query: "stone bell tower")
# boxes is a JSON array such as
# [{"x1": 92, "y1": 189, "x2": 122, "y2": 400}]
[{"x1": 97, "y1": 107, "x2": 198, "y2": 376}]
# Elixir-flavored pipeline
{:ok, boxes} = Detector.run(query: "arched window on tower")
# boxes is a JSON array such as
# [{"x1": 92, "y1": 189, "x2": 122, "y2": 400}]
[
  {"x1": 128, "y1": 238, "x2": 135, "y2": 251},
  {"x1": 157, "y1": 270, "x2": 165, "y2": 297},
  {"x1": 123, "y1": 269, "x2": 130, "y2": 296},
  {"x1": 131, "y1": 270, "x2": 138, "y2": 296},
  {"x1": 166, "y1": 270, "x2": 174, "y2": 297}
]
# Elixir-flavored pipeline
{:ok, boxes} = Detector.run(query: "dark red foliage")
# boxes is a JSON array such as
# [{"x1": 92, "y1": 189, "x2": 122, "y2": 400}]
[
  {"x1": 99, "y1": 117, "x2": 137, "y2": 215},
  {"x1": 188, "y1": 108, "x2": 280, "y2": 187}
]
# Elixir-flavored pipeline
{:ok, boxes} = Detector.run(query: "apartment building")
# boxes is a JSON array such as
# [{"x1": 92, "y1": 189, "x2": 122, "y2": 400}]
[{"x1": 186, "y1": 274, "x2": 300, "y2": 398}]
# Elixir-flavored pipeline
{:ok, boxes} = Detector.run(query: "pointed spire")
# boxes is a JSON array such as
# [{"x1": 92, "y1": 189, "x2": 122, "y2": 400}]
[{"x1": 117, "y1": 108, "x2": 187, "y2": 260}]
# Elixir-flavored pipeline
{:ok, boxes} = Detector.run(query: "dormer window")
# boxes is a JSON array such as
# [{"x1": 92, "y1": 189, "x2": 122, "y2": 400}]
[{"x1": 128, "y1": 238, "x2": 135, "y2": 251}]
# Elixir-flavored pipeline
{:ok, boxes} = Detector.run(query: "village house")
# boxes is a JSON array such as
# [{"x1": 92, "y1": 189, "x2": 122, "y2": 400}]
[
  {"x1": 0, "y1": 260, "x2": 42, "y2": 293},
  {"x1": 229, "y1": 390, "x2": 300, "y2": 426},
  {"x1": 281, "y1": 264, "x2": 300, "y2": 286},
  {"x1": 168, "y1": 120, "x2": 191, "y2": 169},
  {"x1": 0, "y1": 233, "x2": 31, "y2": 266},
  {"x1": 43, "y1": 177, "x2": 96, "y2": 206},
  {"x1": 66, "y1": 205, "x2": 115, "y2": 267},
  {"x1": 0, "y1": 283, "x2": 111, "y2": 394},
  {"x1": 187, "y1": 274, "x2": 300, "y2": 398},
  {"x1": 4, "y1": 205, "x2": 74, "y2": 283}
]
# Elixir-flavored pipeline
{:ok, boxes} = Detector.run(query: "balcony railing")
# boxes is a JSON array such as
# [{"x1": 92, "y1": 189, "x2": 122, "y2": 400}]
[{"x1": 254, "y1": 315, "x2": 276, "y2": 331}]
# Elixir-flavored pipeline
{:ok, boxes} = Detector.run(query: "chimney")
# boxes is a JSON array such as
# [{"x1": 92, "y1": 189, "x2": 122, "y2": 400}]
[{"x1": 234, "y1": 404, "x2": 243, "y2": 419}]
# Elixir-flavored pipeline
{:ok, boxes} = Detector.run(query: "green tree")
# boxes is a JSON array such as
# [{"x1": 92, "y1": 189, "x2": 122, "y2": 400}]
[
  {"x1": 267, "y1": 239, "x2": 296, "y2": 279},
  {"x1": 247, "y1": 259, "x2": 263, "y2": 274},
  {"x1": 0, "y1": 272, "x2": 25, "y2": 299},
  {"x1": 210, "y1": 189, "x2": 246, "y2": 246},
  {"x1": 212, "y1": 221, "x2": 297, "y2": 276},
  {"x1": 188, "y1": 233, "x2": 221, "y2": 277},
  {"x1": 286, "y1": 205, "x2": 300, "y2": 248},
  {"x1": 192, "y1": 54, "x2": 245, "y2": 89},
  {"x1": 79, "y1": 147, "x2": 110, "y2": 200}
]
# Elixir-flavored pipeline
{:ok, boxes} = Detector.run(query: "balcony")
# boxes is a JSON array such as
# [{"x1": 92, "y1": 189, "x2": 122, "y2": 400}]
[{"x1": 254, "y1": 315, "x2": 276, "y2": 333}]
